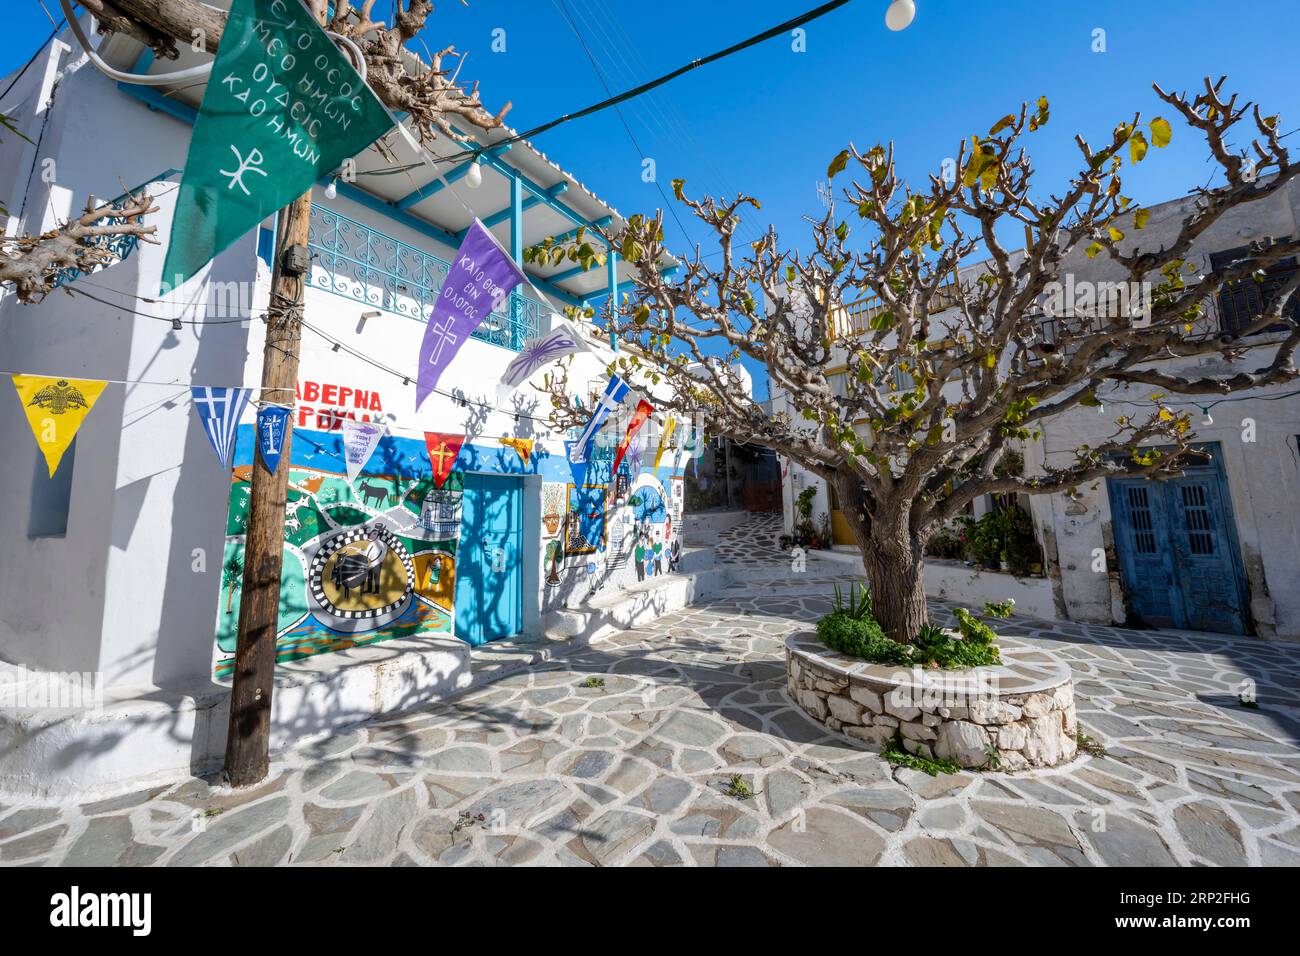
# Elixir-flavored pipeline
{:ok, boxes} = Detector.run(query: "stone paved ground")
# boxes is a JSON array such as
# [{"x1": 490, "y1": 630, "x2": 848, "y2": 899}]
[{"x1": 2, "y1": 570, "x2": 1298, "y2": 867}]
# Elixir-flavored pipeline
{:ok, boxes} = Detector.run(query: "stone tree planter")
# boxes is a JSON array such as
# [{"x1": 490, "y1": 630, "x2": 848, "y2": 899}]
[{"x1": 785, "y1": 632, "x2": 1077, "y2": 771}]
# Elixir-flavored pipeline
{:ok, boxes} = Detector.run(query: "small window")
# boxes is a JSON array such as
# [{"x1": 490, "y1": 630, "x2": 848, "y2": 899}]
[
  {"x1": 29, "y1": 439, "x2": 75, "y2": 538},
  {"x1": 1210, "y1": 244, "x2": 1299, "y2": 336}
]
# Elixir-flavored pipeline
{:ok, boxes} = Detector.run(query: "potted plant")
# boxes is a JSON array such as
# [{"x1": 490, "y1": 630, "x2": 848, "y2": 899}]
[{"x1": 795, "y1": 487, "x2": 817, "y2": 546}]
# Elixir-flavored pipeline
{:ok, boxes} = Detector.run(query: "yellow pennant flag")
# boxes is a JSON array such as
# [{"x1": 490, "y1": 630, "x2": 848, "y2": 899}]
[
  {"x1": 653, "y1": 416, "x2": 677, "y2": 473},
  {"x1": 499, "y1": 436, "x2": 534, "y2": 466},
  {"x1": 12, "y1": 374, "x2": 108, "y2": 476}
]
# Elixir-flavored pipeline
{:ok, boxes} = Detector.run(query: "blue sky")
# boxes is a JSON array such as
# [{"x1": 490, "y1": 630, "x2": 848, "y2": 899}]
[{"x1": 4, "y1": 1, "x2": 1300, "y2": 398}]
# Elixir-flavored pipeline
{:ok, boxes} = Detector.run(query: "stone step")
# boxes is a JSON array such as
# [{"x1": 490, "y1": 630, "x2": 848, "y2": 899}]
[
  {"x1": 677, "y1": 546, "x2": 718, "y2": 574},
  {"x1": 681, "y1": 509, "x2": 748, "y2": 543}
]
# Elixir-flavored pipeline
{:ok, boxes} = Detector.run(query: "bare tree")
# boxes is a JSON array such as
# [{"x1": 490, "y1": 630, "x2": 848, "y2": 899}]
[{"x1": 541, "y1": 77, "x2": 1300, "y2": 642}]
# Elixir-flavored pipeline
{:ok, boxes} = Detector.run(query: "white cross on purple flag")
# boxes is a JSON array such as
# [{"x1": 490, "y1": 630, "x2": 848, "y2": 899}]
[
  {"x1": 417, "y1": 220, "x2": 527, "y2": 411},
  {"x1": 190, "y1": 386, "x2": 252, "y2": 469}
]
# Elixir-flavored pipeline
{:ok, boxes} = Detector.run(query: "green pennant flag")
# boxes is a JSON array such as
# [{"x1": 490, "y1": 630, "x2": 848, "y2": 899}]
[{"x1": 160, "y1": 0, "x2": 395, "y2": 291}]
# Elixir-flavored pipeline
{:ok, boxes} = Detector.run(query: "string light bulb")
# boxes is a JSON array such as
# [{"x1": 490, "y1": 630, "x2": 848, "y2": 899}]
[
  {"x1": 464, "y1": 160, "x2": 483, "y2": 189},
  {"x1": 885, "y1": 0, "x2": 916, "y2": 31},
  {"x1": 1201, "y1": 407, "x2": 1214, "y2": 427},
  {"x1": 324, "y1": 178, "x2": 338, "y2": 200}
]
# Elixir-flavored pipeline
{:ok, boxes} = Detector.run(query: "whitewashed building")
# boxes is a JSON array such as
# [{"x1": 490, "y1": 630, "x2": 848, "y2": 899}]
[
  {"x1": 0, "y1": 20, "x2": 715, "y2": 797},
  {"x1": 775, "y1": 178, "x2": 1300, "y2": 640}
]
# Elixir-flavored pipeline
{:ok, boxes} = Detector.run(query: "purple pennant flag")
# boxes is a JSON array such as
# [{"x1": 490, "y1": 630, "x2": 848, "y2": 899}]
[{"x1": 417, "y1": 220, "x2": 527, "y2": 411}]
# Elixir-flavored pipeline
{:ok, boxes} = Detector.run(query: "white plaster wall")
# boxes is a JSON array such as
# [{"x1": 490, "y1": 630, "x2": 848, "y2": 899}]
[{"x1": 0, "y1": 55, "x2": 689, "y2": 703}]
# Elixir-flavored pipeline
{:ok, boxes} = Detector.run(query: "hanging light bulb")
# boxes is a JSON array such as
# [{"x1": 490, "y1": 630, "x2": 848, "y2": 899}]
[
  {"x1": 324, "y1": 178, "x2": 338, "y2": 200},
  {"x1": 885, "y1": 0, "x2": 916, "y2": 31},
  {"x1": 1201, "y1": 406, "x2": 1214, "y2": 427},
  {"x1": 464, "y1": 160, "x2": 483, "y2": 189},
  {"x1": 1096, "y1": 402, "x2": 1105, "y2": 414}
]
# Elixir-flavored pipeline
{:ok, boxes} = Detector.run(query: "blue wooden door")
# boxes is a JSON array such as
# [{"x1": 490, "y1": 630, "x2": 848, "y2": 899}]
[
  {"x1": 1108, "y1": 479, "x2": 1183, "y2": 627},
  {"x1": 454, "y1": 473, "x2": 523, "y2": 645},
  {"x1": 1107, "y1": 448, "x2": 1248, "y2": 634},
  {"x1": 1165, "y1": 473, "x2": 1248, "y2": 634}
]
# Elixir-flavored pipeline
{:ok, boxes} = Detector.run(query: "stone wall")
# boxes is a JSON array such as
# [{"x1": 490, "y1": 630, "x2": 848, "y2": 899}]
[{"x1": 785, "y1": 632, "x2": 1078, "y2": 771}]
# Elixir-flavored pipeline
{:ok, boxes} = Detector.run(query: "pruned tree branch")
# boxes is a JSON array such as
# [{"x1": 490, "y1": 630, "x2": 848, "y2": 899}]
[
  {"x1": 534, "y1": 75, "x2": 1300, "y2": 639},
  {"x1": 1, "y1": 190, "x2": 158, "y2": 302},
  {"x1": 103, "y1": 0, "x2": 509, "y2": 144}
]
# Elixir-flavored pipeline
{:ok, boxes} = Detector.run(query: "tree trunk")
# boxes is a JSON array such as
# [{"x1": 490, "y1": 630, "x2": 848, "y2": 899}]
[
  {"x1": 831, "y1": 469, "x2": 929, "y2": 643},
  {"x1": 861, "y1": 532, "x2": 928, "y2": 643}
]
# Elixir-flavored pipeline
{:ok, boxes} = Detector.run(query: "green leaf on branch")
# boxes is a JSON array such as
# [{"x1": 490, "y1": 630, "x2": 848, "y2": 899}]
[{"x1": 828, "y1": 150, "x2": 850, "y2": 179}]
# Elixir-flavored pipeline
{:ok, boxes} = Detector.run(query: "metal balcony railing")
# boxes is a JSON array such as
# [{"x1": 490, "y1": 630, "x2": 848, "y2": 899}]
[
  {"x1": 307, "y1": 204, "x2": 542, "y2": 351},
  {"x1": 828, "y1": 279, "x2": 961, "y2": 341}
]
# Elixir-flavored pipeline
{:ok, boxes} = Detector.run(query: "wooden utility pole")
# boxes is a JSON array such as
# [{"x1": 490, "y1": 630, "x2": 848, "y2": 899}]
[
  {"x1": 224, "y1": 196, "x2": 311, "y2": 787},
  {"x1": 224, "y1": 4, "x2": 324, "y2": 790}
]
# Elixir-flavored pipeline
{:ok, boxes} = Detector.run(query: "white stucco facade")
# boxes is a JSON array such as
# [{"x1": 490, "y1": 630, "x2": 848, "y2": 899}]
[
  {"x1": 773, "y1": 176, "x2": 1300, "y2": 640},
  {"x1": 0, "y1": 34, "x2": 698, "y2": 796}
]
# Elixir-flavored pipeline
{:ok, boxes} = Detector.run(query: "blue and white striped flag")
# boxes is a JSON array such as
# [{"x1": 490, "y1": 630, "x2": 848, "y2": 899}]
[
  {"x1": 568, "y1": 373, "x2": 630, "y2": 464},
  {"x1": 191, "y1": 386, "x2": 253, "y2": 468}
]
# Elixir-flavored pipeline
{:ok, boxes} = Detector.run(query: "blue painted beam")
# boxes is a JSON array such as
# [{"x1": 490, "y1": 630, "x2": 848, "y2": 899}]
[
  {"x1": 607, "y1": 251, "x2": 620, "y2": 351},
  {"x1": 465, "y1": 183, "x2": 568, "y2": 238},
  {"x1": 510, "y1": 174, "x2": 524, "y2": 265},
  {"x1": 395, "y1": 144, "x2": 512, "y2": 211},
  {"x1": 115, "y1": 82, "x2": 581, "y2": 308},
  {"x1": 546, "y1": 261, "x2": 599, "y2": 284}
]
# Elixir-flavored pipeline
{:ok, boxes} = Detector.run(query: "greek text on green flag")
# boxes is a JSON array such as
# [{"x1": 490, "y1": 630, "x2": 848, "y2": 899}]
[{"x1": 160, "y1": 0, "x2": 395, "y2": 291}]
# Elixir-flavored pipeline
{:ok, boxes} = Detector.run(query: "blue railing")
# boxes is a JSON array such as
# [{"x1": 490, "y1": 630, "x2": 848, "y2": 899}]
[{"x1": 307, "y1": 204, "x2": 542, "y2": 351}]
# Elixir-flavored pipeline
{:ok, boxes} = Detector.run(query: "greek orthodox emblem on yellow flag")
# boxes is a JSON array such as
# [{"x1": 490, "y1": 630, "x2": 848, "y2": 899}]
[
  {"x1": 12, "y1": 374, "x2": 108, "y2": 476},
  {"x1": 653, "y1": 416, "x2": 677, "y2": 473}
]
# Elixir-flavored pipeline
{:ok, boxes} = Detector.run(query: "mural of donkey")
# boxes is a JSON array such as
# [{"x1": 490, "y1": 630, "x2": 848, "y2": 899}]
[{"x1": 357, "y1": 480, "x2": 388, "y2": 509}]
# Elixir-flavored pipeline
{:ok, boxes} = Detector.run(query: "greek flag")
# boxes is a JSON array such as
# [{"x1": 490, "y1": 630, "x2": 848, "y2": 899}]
[
  {"x1": 568, "y1": 373, "x2": 630, "y2": 464},
  {"x1": 191, "y1": 386, "x2": 252, "y2": 468}
]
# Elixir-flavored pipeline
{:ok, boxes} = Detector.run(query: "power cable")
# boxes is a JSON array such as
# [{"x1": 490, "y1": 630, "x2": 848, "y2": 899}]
[
  {"x1": 436, "y1": 0, "x2": 855, "y2": 167},
  {"x1": 0, "y1": 15, "x2": 65, "y2": 104},
  {"x1": 551, "y1": 0, "x2": 693, "y2": 249}
]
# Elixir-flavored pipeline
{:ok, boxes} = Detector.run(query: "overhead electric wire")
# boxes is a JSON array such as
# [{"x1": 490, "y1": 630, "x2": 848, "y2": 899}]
[
  {"x1": 435, "y1": 0, "x2": 855, "y2": 167},
  {"x1": 551, "y1": 0, "x2": 693, "y2": 249},
  {"x1": 0, "y1": 14, "x2": 65, "y2": 104},
  {"x1": 571, "y1": 0, "x2": 766, "y2": 251}
]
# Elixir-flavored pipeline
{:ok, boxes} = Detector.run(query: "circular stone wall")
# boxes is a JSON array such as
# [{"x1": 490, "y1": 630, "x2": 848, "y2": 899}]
[{"x1": 785, "y1": 631, "x2": 1077, "y2": 770}]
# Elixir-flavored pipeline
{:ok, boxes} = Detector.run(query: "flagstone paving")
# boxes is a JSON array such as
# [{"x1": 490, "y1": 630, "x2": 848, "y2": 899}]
[{"x1": 2, "y1": 575, "x2": 1299, "y2": 866}]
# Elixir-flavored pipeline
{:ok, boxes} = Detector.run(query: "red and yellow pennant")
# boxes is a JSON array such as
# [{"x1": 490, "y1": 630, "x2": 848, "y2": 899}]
[
  {"x1": 612, "y1": 399, "x2": 654, "y2": 475},
  {"x1": 499, "y1": 436, "x2": 534, "y2": 467}
]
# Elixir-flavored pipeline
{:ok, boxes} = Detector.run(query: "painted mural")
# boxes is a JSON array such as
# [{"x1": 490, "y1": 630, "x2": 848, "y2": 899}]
[
  {"x1": 214, "y1": 394, "x2": 688, "y2": 673},
  {"x1": 214, "y1": 425, "x2": 462, "y2": 679}
]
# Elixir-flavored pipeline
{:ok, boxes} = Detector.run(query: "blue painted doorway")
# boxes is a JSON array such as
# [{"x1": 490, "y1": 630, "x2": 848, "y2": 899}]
[
  {"x1": 454, "y1": 473, "x2": 524, "y2": 646},
  {"x1": 1107, "y1": 445, "x2": 1249, "y2": 634}
]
